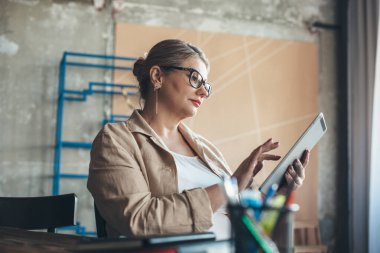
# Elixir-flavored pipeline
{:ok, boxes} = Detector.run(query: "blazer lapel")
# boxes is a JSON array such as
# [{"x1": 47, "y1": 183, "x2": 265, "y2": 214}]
[{"x1": 178, "y1": 124, "x2": 225, "y2": 178}]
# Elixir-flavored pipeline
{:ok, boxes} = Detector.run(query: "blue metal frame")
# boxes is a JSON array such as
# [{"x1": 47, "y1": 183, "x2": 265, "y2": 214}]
[
  {"x1": 64, "y1": 82, "x2": 137, "y2": 101},
  {"x1": 103, "y1": 114, "x2": 131, "y2": 125},
  {"x1": 57, "y1": 222, "x2": 97, "y2": 237},
  {"x1": 53, "y1": 52, "x2": 138, "y2": 235}
]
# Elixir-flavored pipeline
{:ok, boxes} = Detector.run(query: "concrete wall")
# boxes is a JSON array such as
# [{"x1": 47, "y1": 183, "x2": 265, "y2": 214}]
[{"x1": 0, "y1": 0, "x2": 337, "y2": 251}]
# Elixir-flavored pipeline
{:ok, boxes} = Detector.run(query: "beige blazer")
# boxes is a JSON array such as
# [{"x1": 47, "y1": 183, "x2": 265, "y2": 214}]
[{"x1": 87, "y1": 110, "x2": 232, "y2": 237}]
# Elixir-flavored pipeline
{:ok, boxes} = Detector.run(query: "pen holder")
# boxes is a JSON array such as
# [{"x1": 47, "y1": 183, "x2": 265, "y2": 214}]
[
  {"x1": 270, "y1": 204, "x2": 298, "y2": 253},
  {"x1": 228, "y1": 202, "x2": 298, "y2": 253}
]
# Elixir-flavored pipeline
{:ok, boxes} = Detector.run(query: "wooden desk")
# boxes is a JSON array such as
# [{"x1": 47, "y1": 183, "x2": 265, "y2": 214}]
[
  {"x1": 0, "y1": 226, "x2": 95, "y2": 253},
  {"x1": 0, "y1": 227, "x2": 233, "y2": 253}
]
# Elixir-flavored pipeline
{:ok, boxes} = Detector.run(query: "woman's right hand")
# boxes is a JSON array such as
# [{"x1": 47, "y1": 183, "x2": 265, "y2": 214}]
[{"x1": 233, "y1": 138, "x2": 281, "y2": 191}]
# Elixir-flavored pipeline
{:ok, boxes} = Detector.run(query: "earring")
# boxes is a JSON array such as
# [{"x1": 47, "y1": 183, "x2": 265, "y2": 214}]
[{"x1": 154, "y1": 85, "x2": 160, "y2": 115}]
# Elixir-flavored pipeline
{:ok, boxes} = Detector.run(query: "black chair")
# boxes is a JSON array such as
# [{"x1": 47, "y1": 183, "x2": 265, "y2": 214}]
[
  {"x1": 0, "y1": 193, "x2": 77, "y2": 233},
  {"x1": 94, "y1": 203, "x2": 107, "y2": 238}
]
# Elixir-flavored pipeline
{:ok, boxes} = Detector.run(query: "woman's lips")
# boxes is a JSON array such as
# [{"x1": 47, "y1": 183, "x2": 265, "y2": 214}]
[{"x1": 190, "y1": 99, "x2": 201, "y2": 107}]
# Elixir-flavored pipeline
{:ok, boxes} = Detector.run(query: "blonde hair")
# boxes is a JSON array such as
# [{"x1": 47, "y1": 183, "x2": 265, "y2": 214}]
[{"x1": 132, "y1": 39, "x2": 209, "y2": 100}]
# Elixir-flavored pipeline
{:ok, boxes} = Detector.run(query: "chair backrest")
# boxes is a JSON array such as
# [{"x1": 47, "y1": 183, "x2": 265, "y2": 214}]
[
  {"x1": 0, "y1": 193, "x2": 77, "y2": 233},
  {"x1": 94, "y1": 203, "x2": 107, "y2": 238}
]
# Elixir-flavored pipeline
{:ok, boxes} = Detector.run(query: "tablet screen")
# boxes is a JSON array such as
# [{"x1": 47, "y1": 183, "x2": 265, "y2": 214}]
[{"x1": 259, "y1": 113, "x2": 327, "y2": 193}]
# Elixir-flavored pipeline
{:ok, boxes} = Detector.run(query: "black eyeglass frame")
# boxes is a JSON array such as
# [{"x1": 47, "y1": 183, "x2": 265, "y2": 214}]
[{"x1": 160, "y1": 65, "x2": 212, "y2": 97}]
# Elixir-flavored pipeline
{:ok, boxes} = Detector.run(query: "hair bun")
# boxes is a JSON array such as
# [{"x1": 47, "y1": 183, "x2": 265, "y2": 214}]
[{"x1": 132, "y1": 57, "x2": 145, "y2": 82}]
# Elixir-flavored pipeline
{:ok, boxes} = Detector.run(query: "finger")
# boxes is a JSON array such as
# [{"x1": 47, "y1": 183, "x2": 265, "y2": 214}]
[
  {"x1": 284, "y1": 171, "x2": 296, "y2": 189},
  {"x1": 256, "y1": 161, "x2": 264, "y2": 171},
  {"x1": 284, "y1": 171, "x2": 293, "y2": 184},
  {"x1": 287, "y1": 166, "x2": 303, "y2": 185},
  {"x1": 247, "y1": 177, "x2": 254, "y2": 188},
  {"x1": 293, "y1": 159, "x2": 305, "y2": 179},
  {"x1": 250, "y1": 146, "x2": 263, "y2": 160},
  {"x1": 248, "y1": 146, "x2": 262, "y2": 169},
  {"x1": 253, "y1": 161, "x2": 264, "y2": 176},
  {"x1": 295, "y1": 177, "x2": 303, "y2": 186},
  {"x1": 287, "y1": 166, "x2": 297, "y2": 179},
  {"x1": 261, "y1": 140, "x2": 279, "y2": 152},
  {"x1": 261, "y1": 153, "x2": 281, "y2": 161},
  {"x1": 300, "y1": 149, "x2": 310, "y2": 167},
  {"x1": 263, "y1": 138, "x2": 273, "y2": 144},
  {"x1": 260, "y1": 143, "x2": 280, "y2": 154}
]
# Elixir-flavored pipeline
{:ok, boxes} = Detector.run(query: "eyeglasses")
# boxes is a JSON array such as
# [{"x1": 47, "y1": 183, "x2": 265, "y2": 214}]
[{"x1": 160, "y1": 66, "x2": 212, "y2": 97}]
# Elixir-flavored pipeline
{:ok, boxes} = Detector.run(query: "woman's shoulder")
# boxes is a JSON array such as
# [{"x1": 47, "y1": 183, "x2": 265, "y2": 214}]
[
  {"x1": 102, "y1": 122, "x2": 130, "y2": 135},
  {"x1": 93, "y1": 122, "x2": 135, "y2": 147}
]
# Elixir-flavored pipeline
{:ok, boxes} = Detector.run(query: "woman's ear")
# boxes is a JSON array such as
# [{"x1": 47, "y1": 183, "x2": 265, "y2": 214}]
[{"x1": 150, "y1": 65, "x2": 163, "y2": 90}]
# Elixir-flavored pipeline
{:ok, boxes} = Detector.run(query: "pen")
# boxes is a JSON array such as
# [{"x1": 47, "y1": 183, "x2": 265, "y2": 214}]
[
  {"x1": 263, "y1": 184, "x2": 278, "y2": 208},
  {"x1": 257, "y1": 184, "x2": 278, "y2": 222},
  {"x1": 242, "y1": 214, "x2": 279, "y2": 253}
]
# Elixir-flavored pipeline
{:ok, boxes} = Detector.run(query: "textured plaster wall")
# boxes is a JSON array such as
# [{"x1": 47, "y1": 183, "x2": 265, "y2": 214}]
[
  {"x1": 0, "y1": 0, "x2": 113, "y2": 233},
  {"x1": 0, "y1": 0, "x2": 337, "y2": 251}
]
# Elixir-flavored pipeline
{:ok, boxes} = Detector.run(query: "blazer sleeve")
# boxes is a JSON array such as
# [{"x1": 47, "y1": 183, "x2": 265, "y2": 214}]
[{"x1": 87, "y1": 126, "x2": 213, "y2": 236}]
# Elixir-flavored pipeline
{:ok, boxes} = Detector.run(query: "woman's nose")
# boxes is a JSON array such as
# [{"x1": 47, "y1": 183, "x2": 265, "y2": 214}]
[{"x1": 197, "y1": 83, "x2": 209, "y2": 98}]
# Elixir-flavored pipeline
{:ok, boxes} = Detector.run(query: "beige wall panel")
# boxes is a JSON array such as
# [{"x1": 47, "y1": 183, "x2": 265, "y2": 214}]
[
  {"x1": 114, "y1": 23, "x2": 319, "y2": 222},
  {"x1": 194, "y1": 74, "x2": 258, "y2": 141},
  {"x1": 215, "y1": 134, "x2": 262, "y2": 172},
  {"x1": 250, "y1": 43, "x2": 318, "y2": 126}
]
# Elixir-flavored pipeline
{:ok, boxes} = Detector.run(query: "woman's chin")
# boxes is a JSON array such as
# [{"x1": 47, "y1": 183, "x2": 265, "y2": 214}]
[
  {"x1": 190, "y1": 107, "x2": 199, "y2": 116},
  {"x1": 181, "y1": 107, "x2": 198, "y2": 119}
]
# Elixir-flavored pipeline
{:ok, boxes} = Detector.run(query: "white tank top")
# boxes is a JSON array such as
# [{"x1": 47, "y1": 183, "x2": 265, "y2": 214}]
[{"x1": 171, "y1": 151, "x2": 231, "y2": 240}]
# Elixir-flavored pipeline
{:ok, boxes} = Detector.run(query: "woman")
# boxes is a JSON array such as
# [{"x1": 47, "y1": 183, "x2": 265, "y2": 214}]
[{"x1": 87, "y1": 39, "x2": 309, "y2": 239}]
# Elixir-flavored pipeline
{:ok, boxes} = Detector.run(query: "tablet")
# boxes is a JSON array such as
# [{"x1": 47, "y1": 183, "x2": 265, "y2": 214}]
[{"x1": 259, "y1": 113, "x2": 327, "y2": 193}]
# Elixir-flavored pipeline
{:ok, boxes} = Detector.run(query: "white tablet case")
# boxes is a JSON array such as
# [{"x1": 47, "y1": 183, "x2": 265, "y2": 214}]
[{"x1": 259, "y1": 113, "x2": 327, "y2": 193}]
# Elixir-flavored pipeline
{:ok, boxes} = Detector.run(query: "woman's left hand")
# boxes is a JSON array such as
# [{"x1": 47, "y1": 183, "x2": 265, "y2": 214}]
[{"x1": 283, "y1": 149, "x2": 310, "y2": 191}]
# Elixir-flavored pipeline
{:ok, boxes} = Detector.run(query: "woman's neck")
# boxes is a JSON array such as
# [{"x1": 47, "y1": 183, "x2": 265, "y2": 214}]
[
  {"x1": 140, "y1": 100, "x2": 196, "y2": 157},
  {"x1": 140, "y1": 104, "x2": 181, "y2": 139}
]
